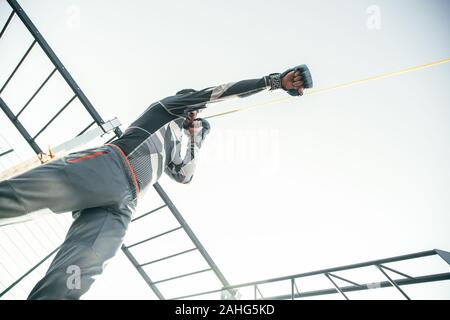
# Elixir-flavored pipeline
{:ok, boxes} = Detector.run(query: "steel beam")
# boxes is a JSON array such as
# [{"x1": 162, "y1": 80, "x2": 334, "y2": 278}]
[
  {"x1": 121, "y1": 245, "x2": 165, "y2": 300},
  {"x1": 153, "y1": 182, "x2": 234, "y2": 291},
  {"x1": 0, "y1": 96, "x2": 42, "y2": 154}
]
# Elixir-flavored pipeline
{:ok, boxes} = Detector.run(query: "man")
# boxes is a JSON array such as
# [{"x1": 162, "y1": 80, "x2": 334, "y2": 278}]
[{"x1": 0, "y1": 65, "x2": 312, "y2": 299}]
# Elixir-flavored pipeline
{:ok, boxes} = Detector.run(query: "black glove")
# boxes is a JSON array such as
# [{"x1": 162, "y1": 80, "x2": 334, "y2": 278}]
[{"x1": 281, "y1": 64, "x2": 313, "y2": 96}]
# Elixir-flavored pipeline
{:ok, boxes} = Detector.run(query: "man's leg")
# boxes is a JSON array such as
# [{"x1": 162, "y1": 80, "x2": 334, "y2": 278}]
[
  {"x1": 27, "y1": 204, "x2": 132, "y2": 299},
  {"x1": 0, "y1": 145, "x2": 133, "y2": 220}
]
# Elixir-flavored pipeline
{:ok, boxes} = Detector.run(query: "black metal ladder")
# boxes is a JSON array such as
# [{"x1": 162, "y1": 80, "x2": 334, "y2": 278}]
[{"x1": 122, "y1": 183, "x2": 234, "y2": 299}]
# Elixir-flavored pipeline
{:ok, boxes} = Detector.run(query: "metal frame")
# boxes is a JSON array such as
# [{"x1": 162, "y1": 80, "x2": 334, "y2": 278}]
[
  {"x1": 0, "y1": 0, "x2": 233, "y2": 300},
  {"x1": 0, "y1": 0, "x2": 119, "y2": 153},
  {"x1": 154, "y1": 184, "x2": 233, "y2": 292},
  {"x1": 0, "y1": 246, "x2": 61, "y2": 298},
  {"x1": 5, "y1": 0, "x2": 109, "y2": 133},
  {"x1": 0, "y1": 96, "x2": 42, "y2": 154},
  {"x1": 0, "y1": 148, "x2": 13, "y2": 158},
  {"x1": 173, "y1": 249, "x2": 450, "y2": 300},
  {"x1": 120, "y1": 184, "x2": 236, "y2": 300}
]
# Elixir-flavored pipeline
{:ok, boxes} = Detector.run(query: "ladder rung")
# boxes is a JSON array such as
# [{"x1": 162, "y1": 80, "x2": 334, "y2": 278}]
[
  {"x1": 150, "y1": 268, "x2": 212, "y2": 285},
  {"x1": 131, "y1": 204, "x2": 167, "y2": 222},
  {"x1": 0, "y1": 40, "x2": 37, "y2": 94},
  {"x1": 16, "y1": 68, "x2": 57, "y2": 118},
  {"x1": 0, "y1": 149, "x2": 13, "y2": 158},
  {"x1": 0, "y1": 11, "x2": 14, "y2": 40},
  {"x1": 76, "y1": 120, "x2": 96, "y2": 137},
  {"x1": 126, "y1": 226, "x2": 183, "y2": 249},
  {"x1": 140, "y1": 248, "x2": 197, "y2": 267},
  {"x1": 32, "y1": 95, "x2": 77, "y2": 140}
]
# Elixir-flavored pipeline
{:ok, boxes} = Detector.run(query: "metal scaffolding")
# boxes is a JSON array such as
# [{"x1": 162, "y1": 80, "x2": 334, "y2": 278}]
[{"x1": 174, "y1": 249, "x2": 450, "y2": 300}]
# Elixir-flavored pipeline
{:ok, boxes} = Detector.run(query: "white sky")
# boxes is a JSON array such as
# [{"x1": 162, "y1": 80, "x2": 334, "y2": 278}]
[{"x1": 0, "y1": 0, "x2": 449, "y2": 299}]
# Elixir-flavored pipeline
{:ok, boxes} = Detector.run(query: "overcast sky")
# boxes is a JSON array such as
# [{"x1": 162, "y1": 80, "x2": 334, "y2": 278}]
[{"x1": 0, "y1": 0, "x2": 449, "y2": 299}]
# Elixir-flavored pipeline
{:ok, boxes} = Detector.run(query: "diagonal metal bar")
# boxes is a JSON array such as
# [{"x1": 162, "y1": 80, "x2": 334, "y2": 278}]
[
  {"x1": 435, "y1": 249, "x2": 450, "y2": 265},
  {"x1": 379, "y1": 264, "x2": 414, "y2": 280},
  {"x1": 294, "y1": 279, "x2": 300, "y2": 297},
  {"x1": 140, "y1": 248, "x2": 197, "y2": 267},
  {"x1": 376, "y1": 265, "x2": 411, "y2": 300},
  {"x1": 150, "y1": 268, "x2": 212, "y2": 286},
  {"x1": 291, "y1": 279, "x2": 295, "y2": 300},
  {"x1": 0, "y1": 40, "x2": 36, "y2": 94},
  {"x1": 0, "y1": 96, "x2": 42, "y2": 154},
  {"x1": 16, "y1": 68, "x2": 58, "y2": 118},
  {"x1": 121, "y1": 245, "x2": 165, "y2": 299},
  {"x1": 125, "y1": 226, "x2": 183, "y2": 249},
  {"x1": 0, "y1": 10, "x2": 14, "y2": 40},
  {"x1": 0, "y1": 245, "x2": 60, "y2": 298},
  {"x1": 325, "y1": 273, "x2": 349, "y2": 300},
  {"x1": 328, "y1": 273, "x2": 364, "y2": 288},
  {"x1": 32, "y1": 95, "x2": 77, "y2": 141},
  {"x1": 76, "y1": 120, "x2": 96, "y2": 137},
  {"x1": 254, "y1": 285, "x2": 264, "y2": 300},
  {"x1": 154, "y1": 183, "x2": 234, "y2": 291},
  {"x1": 131, "y1": 204, "x2": 167, "y2": 222},
  {"x1": 0, "y1": 149, "x2": 13, "y2": 158}
]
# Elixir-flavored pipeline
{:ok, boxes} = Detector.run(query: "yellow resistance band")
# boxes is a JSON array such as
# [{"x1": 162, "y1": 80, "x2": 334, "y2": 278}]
[{"x1": 205, "y1": 57, "x2": 450, "y2": 120}]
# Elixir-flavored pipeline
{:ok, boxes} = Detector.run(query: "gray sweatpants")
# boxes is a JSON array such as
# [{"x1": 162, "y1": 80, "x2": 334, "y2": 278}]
[{"x1": 0, "y1": 145, "x2": 137, "y2": 299}]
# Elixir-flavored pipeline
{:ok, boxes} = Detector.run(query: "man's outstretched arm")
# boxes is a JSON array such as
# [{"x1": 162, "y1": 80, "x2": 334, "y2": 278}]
[
  {"x1": 159, "y1": 65, "x2": 311, "y2": 116},
  {"x1": 163, "y1": 65, "x2": 312, "y2": 184}
]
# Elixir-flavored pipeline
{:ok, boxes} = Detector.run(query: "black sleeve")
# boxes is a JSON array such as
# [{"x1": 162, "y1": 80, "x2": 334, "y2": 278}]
[{"x1": 159, "y1": 76, "x2": 272, "y2": 117}]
